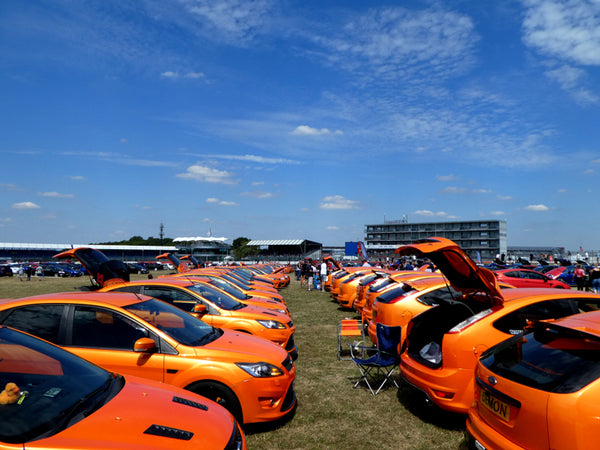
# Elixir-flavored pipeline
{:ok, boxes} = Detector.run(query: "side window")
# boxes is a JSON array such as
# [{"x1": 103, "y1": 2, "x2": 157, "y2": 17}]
[
  {"x1": 526, "y1": 272, "x2": 544, "y2": 280},
  {"x1": 71, "y1": 306, "x2": 148, "y2": 349},
  {"x1": 575, "y1": 298, "x2": 600, "y2": 313},
  {"x1": 142, "y1": 286, "x2": 197, "y2": 312},
  {"x1": 505, "y1": 271, "x2": 520, "y2": 278},
  {"x1": 493, "y1": 300, "x2": 576, "y2": 335},
  {"x1": 0, "y1": 305, "x2": 64, "y2": 344}
]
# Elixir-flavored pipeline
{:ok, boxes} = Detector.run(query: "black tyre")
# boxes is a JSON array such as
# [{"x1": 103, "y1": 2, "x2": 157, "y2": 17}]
[{"x1": 187, "y1": 381, "x2": 243, "y2": 424}]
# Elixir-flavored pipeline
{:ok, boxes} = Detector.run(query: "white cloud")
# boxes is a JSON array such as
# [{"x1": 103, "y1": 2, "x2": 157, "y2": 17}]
[
  {"x1": 69, "y1": 175, "x2": 86, "y2": 181},
  {"x1": 522, "y1": 0, "x2": 600, "y2": 65},
  {"x1": 490, "y1": 211, "x2": 505, "y2": 216},
  {"x1": 203, "y1": 154, "x2": 300, "y2": 164},
  {"x1": 1, "y1": 183, "x2": 21, "y2": 191},
  {"x1": 497, "y1": 195, "x2": 512, "y2": 200},
  {"x1": 206, "y1": 198, "x2": 220, "y2": 203},
  {"x1": 218, "y1": 201, "x2": 239, "y2": 206},
  {"x1": 39, "y1": 191, "x2": 75, "y2": 199},
  {"x1": 437, "y1": 174, "x2": 457, "y2": 181},
  {"x1": 440, "y1": 186, "x2": 467, "y2": 194},
  {"x1": 319, "y1": 195, "x2": 359, "y2": 210},
  {"x1": 205, "y1": 197, "x2": 238, "y2": 206},
  {"x1": 241, "y1": 191, "x2": 274, "y2": 199},
  {"x1": 291, "y1": 125, "x2": 343, "y2": 136},
  {"x1": 161, "y1": 71, "x2": 206, "y2": 80},
  {"x1": 12, "y1": 202, "x2": 40, "y2": 210},
  {"x1": 177, "y1": 164, "x2": 237, "y2": 184},
  {"x1": 327, "y1": 226, "x2": 340, "y2": 230},
  {"x1": 524, "y1": 204, "x2": 550, "y2": 211}
]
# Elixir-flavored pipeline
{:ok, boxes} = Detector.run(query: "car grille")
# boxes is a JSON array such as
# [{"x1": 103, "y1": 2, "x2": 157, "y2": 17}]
[
  {"x1": 285, "y1": 334, "x2": 295, "y2": 352},
  {"x1": 282, "y1": 354, "x2": 294, "y2": 372},
  {"x1": 280, "y1": 382, "x2": 296, "y2": 412},
  {"x1": 287, "y1": 320, "x2": 294, "y2": 328}
]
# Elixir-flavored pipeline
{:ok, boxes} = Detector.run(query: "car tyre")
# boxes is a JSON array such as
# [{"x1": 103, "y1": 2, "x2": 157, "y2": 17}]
[{"x1": 188, "y1": 380, "x2": 243, "y2": 424}]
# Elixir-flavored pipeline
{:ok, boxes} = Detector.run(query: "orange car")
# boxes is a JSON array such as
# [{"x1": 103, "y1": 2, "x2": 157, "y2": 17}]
[
  {"x1": 159, "y1": 253, "x2": 285, "y2": 302},
  {"x1": 101, "y1": 278, "x2": 297, "y2": 359},
  {"x1": 0, "y1": 325, "x2": 247, "y2": 449},
  {"x1": 396, "y1": 237, "x2": 600, "y2": 414},
  {"x1": 54, "y1": 248, "x2": 297, "y2": 359},
  {"x1": 0, "y1": 292, "x2": 296, "y2": 425},
  {"x1": 336, "y1": 269, "x2": 393, "y2": 309},
  {"x1": 466, "y1": 310, "x2": 600, "y2": 450},
  {"x1": 360, "y1": 271, "x2": 443, "y2": 323}
]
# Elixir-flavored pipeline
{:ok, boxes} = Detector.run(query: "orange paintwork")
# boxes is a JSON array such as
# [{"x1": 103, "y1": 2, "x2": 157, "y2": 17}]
[
  {"x1": 0, "y1": 326, "x2": 246, "y2": 449},
  {"x1": 99, "y1": 278, "x2": 297, "y2": 358},
  {"x1": 398, "y1": 237, "x2": 600, "y2": 414},
  {"x1": 467, "y1": 310, "x2": 600, "y2": 450},
  {"x1": 360, "y1": 271, "x2": 443, "y2": 323},
  {"x1": 336, "y1": 269, "x2": 394, "y2": 309},
  {"x1": 368, "y1": 276, "x2": 449, "y2": 345},
  {"x1": 0, "y1": 292, "x2": 296, "y2": 425}
]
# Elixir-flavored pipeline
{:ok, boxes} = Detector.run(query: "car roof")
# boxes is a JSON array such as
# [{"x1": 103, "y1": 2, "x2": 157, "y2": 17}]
[{"x1": 0, "y1": 291, "x2": 150, "y2": 308}]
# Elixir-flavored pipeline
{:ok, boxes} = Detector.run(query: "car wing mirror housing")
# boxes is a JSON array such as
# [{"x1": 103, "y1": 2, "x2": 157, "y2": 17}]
[
  {"x1": 134, "y1": 337, "x2": 157, "y2": 353},
  {"x1": 193, "y1": 303, "x2": 207, "y2": 315}
]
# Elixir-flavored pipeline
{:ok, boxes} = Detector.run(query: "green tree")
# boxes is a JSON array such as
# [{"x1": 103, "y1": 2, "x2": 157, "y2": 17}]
[{"x1": 232, "y1": 237, "x2": 258, "y2": 259}]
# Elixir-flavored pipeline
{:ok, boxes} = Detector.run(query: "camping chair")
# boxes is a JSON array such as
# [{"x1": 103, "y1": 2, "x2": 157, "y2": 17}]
[
  {"x1": 350, "y1": 323, "x2": 401, "y2": 395},
  {"x1": 337, "y1": 318, "x2": 365, "y2": 360}
]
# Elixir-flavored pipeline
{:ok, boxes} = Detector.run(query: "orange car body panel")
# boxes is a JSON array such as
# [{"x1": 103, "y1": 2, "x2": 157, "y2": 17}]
[
  {"x1": 361, "y1": 272, "x2": 443, "y2": 323},
  {"x1": 400, "y1": 288, "x2": 600, "y2": 414},
  {"x1": 99, "y1": 279, "x2": 295, "y2": 352},
  {"x1": 0, "y1": 293, "x2": 295, "y2": 425},
  {"x1": 467, "y1": 311, "x2": 600, "y2": 450}
]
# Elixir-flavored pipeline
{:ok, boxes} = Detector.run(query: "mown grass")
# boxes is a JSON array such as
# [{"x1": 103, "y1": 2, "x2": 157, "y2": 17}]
[{"x1": 0, "y1": 272, "x2": 468, "y2": 449}]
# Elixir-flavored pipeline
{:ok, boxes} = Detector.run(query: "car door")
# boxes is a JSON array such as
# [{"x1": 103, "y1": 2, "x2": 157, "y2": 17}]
[
  {"x1": 65, "y1": 305, "x2": 166, "y2": 382},
  {"x1": 522, "y1": 270, "x2": 550, "y2": 288}
]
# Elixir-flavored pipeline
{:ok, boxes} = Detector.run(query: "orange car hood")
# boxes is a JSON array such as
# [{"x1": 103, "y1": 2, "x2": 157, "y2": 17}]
[
  {"x1": 395, "y1": 237, "x2": 504, "y2": 306},
  {"x1": 54, "y1": 375, "x2": 237, "y2": 449},
  {"x1": 202, "y1": 329, "x2": 290, "y2": 361}
]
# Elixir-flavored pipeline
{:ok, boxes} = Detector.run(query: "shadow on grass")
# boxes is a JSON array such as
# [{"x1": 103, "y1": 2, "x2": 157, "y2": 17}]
[
  {"x1": 396, "y1": 383, "x2": 466, "y2": 431},
  {"x1": 243, "y1": 403, "x2": 298, "y2": 436}
]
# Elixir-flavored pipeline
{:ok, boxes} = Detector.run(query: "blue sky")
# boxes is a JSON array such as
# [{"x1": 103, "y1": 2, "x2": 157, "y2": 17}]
[{"x1": 1, "y1": 0, "x2": 599, "y2": 251}]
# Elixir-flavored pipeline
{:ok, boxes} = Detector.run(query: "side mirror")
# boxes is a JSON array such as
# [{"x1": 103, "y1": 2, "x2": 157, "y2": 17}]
[
  {"x1": 134, "y1": 337, "x2": 157, "y2": 353},
  {"x1": 193, "y1": 303, "x2": 207, "y2": 315}
]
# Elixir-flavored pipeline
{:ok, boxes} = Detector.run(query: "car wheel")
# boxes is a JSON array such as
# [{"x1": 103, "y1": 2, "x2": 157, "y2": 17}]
[{"x1": 187, "y1": 381, "x2": 243, "y2": 424}]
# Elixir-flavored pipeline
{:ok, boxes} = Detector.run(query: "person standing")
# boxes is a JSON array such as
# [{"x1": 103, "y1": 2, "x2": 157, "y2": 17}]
[
  {"x1": 574, "y1": 264, "x2": 586, "y2": 291},
  {"x1": 589, "y1": 264, "x2": 600, "y2": 294},
  {"x1": 320, "y1": 260, "x2": 328, "y2": 291},
  {"x1": 18, "y1": 265, "x2": 24, "y2": 281}
]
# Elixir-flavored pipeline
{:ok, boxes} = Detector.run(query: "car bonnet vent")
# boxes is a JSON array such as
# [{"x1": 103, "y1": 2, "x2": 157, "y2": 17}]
[
  {"x1": 173, "y1": 395, "x2": 208, "y2": 411},
  {"x1": 143, "y1": 424, "x2": 194, "y2": 440}
]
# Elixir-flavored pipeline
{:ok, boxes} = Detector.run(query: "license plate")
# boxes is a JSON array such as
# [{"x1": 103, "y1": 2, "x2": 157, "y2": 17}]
[{"x1": 480, "y1": 389, "x2": 511, "y2": 422}]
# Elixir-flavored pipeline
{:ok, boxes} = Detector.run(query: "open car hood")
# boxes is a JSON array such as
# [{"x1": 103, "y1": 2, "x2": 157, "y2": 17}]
[
  {"x1": 395, "y1": 237, "x2": 504, "y2": 306},
  {"x1": 53, "y1": 247, "x2": 129, "y2": 288},
  {"x1": 156, "y1": 252, "x2": 189, "y2": 273}
]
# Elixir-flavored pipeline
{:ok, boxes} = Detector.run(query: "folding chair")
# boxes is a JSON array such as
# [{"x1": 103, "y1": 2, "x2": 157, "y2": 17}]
[
  {"x1": 350, "y1": 323, "x2": 401, "y2": 395},
  {"x1": 337, "y1": 318, "x2": 365, "y2": 360}
]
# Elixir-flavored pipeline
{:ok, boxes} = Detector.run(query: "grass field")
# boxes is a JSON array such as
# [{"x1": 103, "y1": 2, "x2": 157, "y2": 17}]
[{"x1": 0, "y1": 272, "x2": 467, "y2": 449}]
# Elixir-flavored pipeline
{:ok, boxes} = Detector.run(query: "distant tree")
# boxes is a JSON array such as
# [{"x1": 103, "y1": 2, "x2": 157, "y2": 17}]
[
  {"x1": 232, "y1": 237, "x2": 258, "y2": 259},
  {"x1": 92, "y1": 236, "x2": 174, "y2": 246}
]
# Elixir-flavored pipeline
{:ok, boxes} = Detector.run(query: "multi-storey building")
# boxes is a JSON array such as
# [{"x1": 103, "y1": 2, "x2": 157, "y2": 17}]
[{"x1": 364, "y1": 219, "x2": 507, "y2": 262}]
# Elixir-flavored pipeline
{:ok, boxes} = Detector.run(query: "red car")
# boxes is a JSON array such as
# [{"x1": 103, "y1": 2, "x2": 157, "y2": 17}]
[{"x1": 494, "y1": 268, "x2": 570, "y2": 289}]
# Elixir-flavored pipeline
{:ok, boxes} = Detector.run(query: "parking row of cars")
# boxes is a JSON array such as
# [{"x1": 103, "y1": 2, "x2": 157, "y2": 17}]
[
  {"x1": 0, "y1": 249, "x2": 295, "y2": 448},
  {"x1": 327, "y1": 237, "x2": 600, "y2": 450}
]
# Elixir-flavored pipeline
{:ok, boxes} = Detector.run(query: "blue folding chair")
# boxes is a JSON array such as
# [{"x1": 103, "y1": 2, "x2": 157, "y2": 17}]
[{"x1": 350, "y1": 323, "x2": 401, "y2": 395}]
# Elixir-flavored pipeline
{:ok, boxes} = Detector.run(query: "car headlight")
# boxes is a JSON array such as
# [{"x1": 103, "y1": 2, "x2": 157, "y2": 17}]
[
  {"x1": 236, "y1": 362, "x2": 283, "y2": 377},
  {"x1": 257, "y1": 319, "x2": 286, "y2": 329}
]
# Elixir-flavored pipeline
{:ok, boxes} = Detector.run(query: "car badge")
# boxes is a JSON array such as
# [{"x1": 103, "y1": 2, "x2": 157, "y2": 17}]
[{"x1": 488, "y1": 376, "x2": 498, "y2": 385}]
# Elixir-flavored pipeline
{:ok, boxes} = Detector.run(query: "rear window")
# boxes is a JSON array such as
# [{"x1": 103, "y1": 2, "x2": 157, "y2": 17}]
[
  {"x1": 481, "y1": 325, "x2": 600, "y2": 393},
  {"x1": 376, "y1": 284, "x2": 414, "y2": 304}
]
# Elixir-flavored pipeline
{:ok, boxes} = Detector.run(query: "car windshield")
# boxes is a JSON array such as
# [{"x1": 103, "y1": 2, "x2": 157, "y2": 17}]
[
  {"x1": 480, "y1": 324, "x2": 600, "y2": 393},
  {"x1": 186, "y1": 283, "x2": 245, "y2": 310},
  {"x1": 205, "y1": 279, "x2": 246, "y2": 299},
  {"x1": 0, "y1": 327, "x2": 121, "y2": 444},
  {"x1": 124, "y1": 298, "x2": 222, "y2": 346}
]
